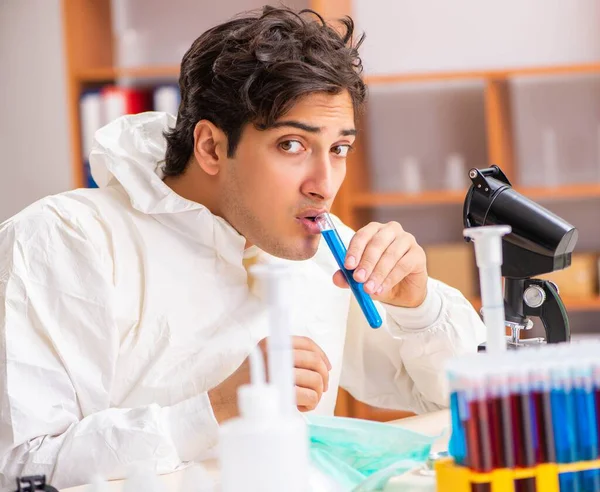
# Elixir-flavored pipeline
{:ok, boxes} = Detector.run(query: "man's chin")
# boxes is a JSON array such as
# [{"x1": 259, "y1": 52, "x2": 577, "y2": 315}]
[
  {"x1": 283, "y1": 246, "x2": 320, "y2": 261},
  {"x1": 262, "y1": 237, "x2": 320, "y2": 261}
]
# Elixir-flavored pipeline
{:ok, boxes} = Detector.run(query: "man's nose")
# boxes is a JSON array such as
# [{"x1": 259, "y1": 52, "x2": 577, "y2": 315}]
[{"x1": 301, "y1": 153, "x2": 335, "y2": 201}]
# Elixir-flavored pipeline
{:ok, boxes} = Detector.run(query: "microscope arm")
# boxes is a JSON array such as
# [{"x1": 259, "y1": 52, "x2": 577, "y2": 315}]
[{"x1": 522, "y1": 279, "x2": 571, "y2": 343}]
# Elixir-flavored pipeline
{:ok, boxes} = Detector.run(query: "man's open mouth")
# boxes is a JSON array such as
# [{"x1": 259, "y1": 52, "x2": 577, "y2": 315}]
[{"x1": 296, "y1": 213, "x2": 325, "y2": 235}]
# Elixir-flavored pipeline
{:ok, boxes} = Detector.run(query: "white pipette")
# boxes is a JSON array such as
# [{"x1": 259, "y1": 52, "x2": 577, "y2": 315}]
[{"x1": 463, "y1": 225, "x2": 512, "y2": 354}]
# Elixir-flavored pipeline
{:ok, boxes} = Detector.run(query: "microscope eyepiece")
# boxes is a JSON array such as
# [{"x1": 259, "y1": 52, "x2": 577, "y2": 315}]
[{"x1": 463, "y1": 166, "x2": 578, "y2": 279}]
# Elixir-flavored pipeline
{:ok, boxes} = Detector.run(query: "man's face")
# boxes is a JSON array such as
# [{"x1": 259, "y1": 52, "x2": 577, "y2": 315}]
[{"x1": 219, "y1": 91, "x2": 356, "y2": 260}]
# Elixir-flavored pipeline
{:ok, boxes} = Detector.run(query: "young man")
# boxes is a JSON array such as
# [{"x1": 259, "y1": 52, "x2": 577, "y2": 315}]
[{"x1": 0, "y1": 6, "x2": 485, "y2": 489}]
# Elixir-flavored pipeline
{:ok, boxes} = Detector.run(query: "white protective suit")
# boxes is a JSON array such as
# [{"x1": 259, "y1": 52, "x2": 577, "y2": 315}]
[{"x1": 0, "y1": 112, "x2": 485, "y2": 489}]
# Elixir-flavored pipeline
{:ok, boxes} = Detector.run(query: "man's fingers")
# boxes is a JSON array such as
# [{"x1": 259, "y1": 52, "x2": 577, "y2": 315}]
[
  {"x1": 344, "y1": 222, "x2": 382, "y2": 270},
  {"x1": 293, "y1": 349, "x2": 329, "y2": 392},
  {"x1": 295, "y1": 368, "x2": 324, "y2": 401},
  {"x1": 365, "y1": 234, "x2": 414, "y2": 295},
  {"x1": 292, "y1": 336, "x2": 332, "y2": 370},
  {"x1": 379, "y1": 247, "x2": 426, "y2": 295},
  {"x1": 296, "y1": 386, "x2": 319, "y2": 411},
  {"x1": 332, "y1": 270, "x2": 349, "y2": 289},
  {"x1": 352, "y1": 222, "x2": 402, "y2": 285}
]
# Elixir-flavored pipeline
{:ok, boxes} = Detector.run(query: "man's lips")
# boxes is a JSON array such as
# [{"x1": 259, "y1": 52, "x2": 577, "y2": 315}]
[
  {"x1": 296, "y1": 217, "x2": 321, "y2": 235},
  {"x1": 296, "y1": 208, "x2": 327, "y2": 220},
  {"x1": 295, "y1": 209, "x2": 327, "y2": 235}
]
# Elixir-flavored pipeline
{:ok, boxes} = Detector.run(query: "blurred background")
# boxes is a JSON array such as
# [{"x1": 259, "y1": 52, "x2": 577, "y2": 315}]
[{"x1": 1, "y1": 0, "x2": 600, "y2": 419}]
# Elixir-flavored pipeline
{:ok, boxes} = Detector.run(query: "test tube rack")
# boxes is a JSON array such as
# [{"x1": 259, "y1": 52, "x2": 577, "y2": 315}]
[{"x1": 435, "y1": 457, "x2": 600, "y2": 492}]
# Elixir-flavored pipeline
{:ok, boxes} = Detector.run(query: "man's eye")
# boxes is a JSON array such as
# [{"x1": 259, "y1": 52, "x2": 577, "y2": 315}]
[
  {"x1": 279, "y1": 140, "x2": 305, "y2": 154},
  {"x1": 331, "y1": 144, "x2": 352, "y2": 157}
]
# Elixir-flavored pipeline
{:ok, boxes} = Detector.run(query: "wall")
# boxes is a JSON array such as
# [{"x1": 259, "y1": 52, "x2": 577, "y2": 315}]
[
  {"x1": 0, "y1": 0, "x2": 72, "y2": 222},
  {"x1": 355, "y1": 0, "x2": 600, "y2": 74}
]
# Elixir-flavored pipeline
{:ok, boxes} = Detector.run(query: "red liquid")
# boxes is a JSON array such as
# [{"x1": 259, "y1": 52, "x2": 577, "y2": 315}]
[
  {"x1": 520, "y1": 393, "x2": 535, "y2": 467},
  {"x1": 488, "y1": 397, "x2": 505, "y2": 469},
  {"x1": 467, "y1": 400, "x2": 491, "y2": 492},
  {"x1": 511, "y1": 393, "x2": 536, "y2": 492},
  {"x1": 466, "y1": 401, "x2": 483, "y2": 471},
  {"x1": 478, "y1": 398, "x2": 493, "y2": 473},
  {"x1": 533, "y1": 390, "x2": 556, "y2": 464},
  {"x1": 510, "y1": 393, "x2": 525, "y2": 466},
  {"x1": 501, "y1": 395, "x2": 516, "y2": 469}
]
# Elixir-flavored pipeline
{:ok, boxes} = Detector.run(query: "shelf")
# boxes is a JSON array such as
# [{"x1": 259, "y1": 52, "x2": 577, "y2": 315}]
[
  {"x1": 77, "y1": 65, "x2": 180, "y2": 82},
  {"x1": 352, "y1": 190, "x2": 464, "y2": 207},
  {"x1": 515, "y1": 183, "x2": 600, "y2": 201},
  {"x1": 559, "y1": 296, "x2": 600, "y2": 311},
  {"x1": 469, "y1": 296, "x2": 600, "y2": 312},
  {"x1": 351, "y1": 183, "x2": 600, "y2": 208},
  {"x1": 76, "y1": 62, "x2": 600, "y2": 84},
  {"x1": 364, "y1": 62, "x2": 600, "y2": 85}
]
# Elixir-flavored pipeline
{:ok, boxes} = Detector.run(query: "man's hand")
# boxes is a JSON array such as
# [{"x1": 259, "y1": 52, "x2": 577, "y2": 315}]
[
  {"x1": 208, "y1": 336, "x2": 331, "y2": 423},
  {"x1": 332, "y1": 221, "x2": 428, "y2": 308}
]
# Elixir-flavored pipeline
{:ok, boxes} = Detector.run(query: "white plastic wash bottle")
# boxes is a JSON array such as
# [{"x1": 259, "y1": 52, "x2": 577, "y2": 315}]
[{"x1": 219, "y1": 262, "x2": 310, "y2": 492}]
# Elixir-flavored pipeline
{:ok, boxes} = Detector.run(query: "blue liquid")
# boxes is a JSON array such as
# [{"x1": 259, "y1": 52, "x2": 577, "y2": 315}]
[
  {"x1": 574, "y1": 385, "x2": 600, "y2": 492},
  {"x1": 552, "y1": 387, "x2": 581, "y2": 492},
  {"x1": 321, "y1": 229, "x2": 383, "y2": 328},
  {"x1": 449, "y1": 391, "x2": 468, "y2": 465}
]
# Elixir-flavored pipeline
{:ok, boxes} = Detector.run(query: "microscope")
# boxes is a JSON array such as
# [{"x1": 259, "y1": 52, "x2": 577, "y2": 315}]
[{"x1": 463, "y1": 166, "x2": 578, "y2": 348}]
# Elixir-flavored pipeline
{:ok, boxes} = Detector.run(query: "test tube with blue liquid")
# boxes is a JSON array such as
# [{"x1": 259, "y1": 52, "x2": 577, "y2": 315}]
[
  {"x1": 572, "y1": 359, "x2": 600, "y2": 492},
  {"x1": 447, "y1": 361, "x2": 471, "y2": 467},
  {"x1": 315, "y1": 213, "x2": 382, "y2": 328},
  {"x1": 594, "y1": 363, "x2": 600, "y2": 459},
  {"x1": 551, "y1": 362, "x2": 580, "y2": 492}
]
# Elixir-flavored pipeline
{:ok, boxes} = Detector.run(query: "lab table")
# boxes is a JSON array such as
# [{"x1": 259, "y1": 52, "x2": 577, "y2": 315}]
[{"x1": 61, "y1": 409, "x2": 450, "y2": 492}]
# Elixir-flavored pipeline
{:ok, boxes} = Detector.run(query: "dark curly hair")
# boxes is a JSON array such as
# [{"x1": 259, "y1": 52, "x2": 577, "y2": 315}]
[{"x1": 162, "y1": 5, "x2": 367, "y2": 177}]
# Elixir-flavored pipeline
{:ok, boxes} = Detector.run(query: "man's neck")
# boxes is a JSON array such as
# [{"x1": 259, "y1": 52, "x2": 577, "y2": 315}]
[
  {"x1": 163, "y1": 162, "x2": 218, "y2": 212},
  {"x1": 163, "y1": 168, "x2": 253, "y2": 250}
]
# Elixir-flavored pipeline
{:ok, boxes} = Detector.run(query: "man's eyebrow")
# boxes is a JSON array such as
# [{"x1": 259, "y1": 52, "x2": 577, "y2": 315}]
[
  {"x1": 268, "y1": 120, "x2": 321, "y2": 133},
  {"x1": 265, "y1": 120, "x2": 357, "y2": 137}
]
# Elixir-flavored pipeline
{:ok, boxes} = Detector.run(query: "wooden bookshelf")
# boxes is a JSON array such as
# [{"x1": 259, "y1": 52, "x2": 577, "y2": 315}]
[
  {"x1": 76, "y1": 62, "x2": 600, "y2": 85},
  {"x1": 77, "y1": 65, "x2": 180, "y2": 82},
  {"x1": 364, "y1": 62, "x2": 600, "y2": 85}
]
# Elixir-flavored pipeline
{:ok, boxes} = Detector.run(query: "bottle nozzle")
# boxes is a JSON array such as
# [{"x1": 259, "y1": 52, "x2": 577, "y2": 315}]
[{"x1": 248, "y1": 346, "x2": 266, "y2": 385}]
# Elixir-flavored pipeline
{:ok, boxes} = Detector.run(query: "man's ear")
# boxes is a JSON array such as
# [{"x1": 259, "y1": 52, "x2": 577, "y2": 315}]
[{"x1": 192, "y1": 120, "x2": 228, "y2": 176}]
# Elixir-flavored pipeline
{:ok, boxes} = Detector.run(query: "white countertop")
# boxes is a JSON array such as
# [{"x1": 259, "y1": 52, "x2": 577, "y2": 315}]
[{"x1": 62, "y1": 410, "x2": 450, "y2": 492}]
